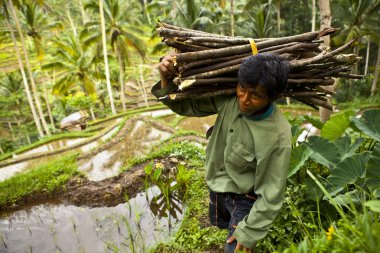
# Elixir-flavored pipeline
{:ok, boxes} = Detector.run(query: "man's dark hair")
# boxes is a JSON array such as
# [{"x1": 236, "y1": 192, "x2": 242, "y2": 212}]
[{"x1": 238, "y1": 53, "x2": 290, "y2": 100}]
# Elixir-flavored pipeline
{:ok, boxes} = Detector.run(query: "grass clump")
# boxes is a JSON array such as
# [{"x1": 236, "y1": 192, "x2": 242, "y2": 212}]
[
  {"x1": 0, "y1": 154, "x2": 80, "y2": 207},
  {"x1": 124, "y1": 141, "x2": 206, "y2": 171},
  {"x1": 152, "y1": 161, "x2": 226, "y2": 253}
]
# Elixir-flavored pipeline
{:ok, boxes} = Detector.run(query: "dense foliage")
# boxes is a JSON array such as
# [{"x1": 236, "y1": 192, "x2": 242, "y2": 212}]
[{"x1": 0, "y1": 0, "x2": 379, "y2": 152}]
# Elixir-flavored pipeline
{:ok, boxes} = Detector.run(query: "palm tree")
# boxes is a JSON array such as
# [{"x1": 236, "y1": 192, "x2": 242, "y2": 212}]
[
  {"x1": 1, "y1": 0, "x2": 45, "y2": 137},
  {"x1": 44, "y1": 31, "x2": 98, "y2": 110},
  {"x1": 83, "y1": 0, "x2": 146, "y2": 112},
  {"x1": 0, "y1": 72, "x2": 33, "y2": 143},
  {"x1": 7, "y1": 0, "x2": 51, "y2": 136},
  {"x1": 331, "y1": 0, "x2": 380, "y2": 97},
  {"x1": 19, "y1": 1, "x2": 62, "y2": 131}
]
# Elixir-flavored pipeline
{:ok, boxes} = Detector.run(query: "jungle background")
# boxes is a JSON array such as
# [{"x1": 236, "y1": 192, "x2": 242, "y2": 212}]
[{"x1": 0, "y1": 0, "x2": 380, "y2": 253}]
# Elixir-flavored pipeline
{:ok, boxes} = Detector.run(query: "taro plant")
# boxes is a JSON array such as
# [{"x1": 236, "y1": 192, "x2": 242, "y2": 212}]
[{"x1": 289, "y1": 109, "x2": 380, "y2": 203}]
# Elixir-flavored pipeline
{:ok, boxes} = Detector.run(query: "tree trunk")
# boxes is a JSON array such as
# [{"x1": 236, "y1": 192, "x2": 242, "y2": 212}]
[
  {"x1": 99, "y1": 0, "x2": 116, "y2": 115},
  {"x1": 116, "y1": 45, "x2": 126, "y2": 112},
  {"x1": 230, "y1": 0, "x2": 235, "y2": 36},
  {"x1": 5, "y1": 18, "x2": 44, "y2": 138},
  {"x1": 7, "y1": 121, "x2": 14, "y2": 140},
  {"x1": 9, "y1": 0, "x2": 51, "y2": 136},
  {"x1": 318, "y1": 0, "x2": 332, "y2": 123},
  {"x1": 312, "y1": 0, "x2": 316, "y2": 31},
  {"x1": 90, "y1": 107, "x2": 96, "y2": 120},
  {"x1": 371, "y1": 39, "x2": 380, "y2": 96},
  {"x1": 364, "y1": 36, "x2": 370, "y2": 75},
  {"x1": 43, "y1": 80, "x2": 55, "y2": 131},
  {"x1": 139, "y1": 64, "x2": 149, "y2": 108}
]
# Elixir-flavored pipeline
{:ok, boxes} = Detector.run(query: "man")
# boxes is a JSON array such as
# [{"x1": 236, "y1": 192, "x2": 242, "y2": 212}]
[{"x1": 152, "y1": 53, "x2": 292, "y2": 253}]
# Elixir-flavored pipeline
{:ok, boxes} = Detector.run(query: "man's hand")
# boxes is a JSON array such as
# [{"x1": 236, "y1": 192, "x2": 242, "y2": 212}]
[
  {"x1": 158, "y1": 53, "x2": 177, "y2": 89},
  {"x1": 226, "y1": 235, "x2": 253, "y2": 253}
]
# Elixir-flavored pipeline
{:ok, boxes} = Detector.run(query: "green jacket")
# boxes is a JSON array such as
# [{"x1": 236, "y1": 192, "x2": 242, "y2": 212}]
[{"x1": 152, "y1": 82, "x2": 291, "y2": 248}]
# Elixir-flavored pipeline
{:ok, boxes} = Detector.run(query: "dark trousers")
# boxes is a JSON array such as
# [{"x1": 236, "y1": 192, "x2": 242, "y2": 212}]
[{"x1": 209, "y1": 190, "x2": 257, "y2": 253}]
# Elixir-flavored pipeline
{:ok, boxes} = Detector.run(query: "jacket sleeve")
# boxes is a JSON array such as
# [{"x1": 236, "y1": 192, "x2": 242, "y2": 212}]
[
  {"x1": 233, "y1": 146, "x2": 291, "y2": 249},
  {"x1": 151, "y1": 81, "x2": 227, "y2": 117}
]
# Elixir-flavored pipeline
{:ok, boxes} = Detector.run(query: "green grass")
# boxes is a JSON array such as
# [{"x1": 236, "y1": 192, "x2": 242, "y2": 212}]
[
  {"x1": 0, "y1": 153, "x2": 80, "y2": 207},
  {"x1": 152, "y1": 173, "x2": 226, "y2": 252},
  {"x1": 123, "y1": 140, "x2": 206, "y2": 171}
]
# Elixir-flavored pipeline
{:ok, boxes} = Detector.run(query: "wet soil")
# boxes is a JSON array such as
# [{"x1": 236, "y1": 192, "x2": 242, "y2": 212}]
[{"x1": 1, "y1": 157, "x2": 180, "y2": 214}]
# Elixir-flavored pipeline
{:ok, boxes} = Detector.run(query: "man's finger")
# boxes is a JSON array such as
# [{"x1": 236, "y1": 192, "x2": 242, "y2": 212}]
[{"x1": 226, "y1": 235, "x2": 236, "y2": 244}]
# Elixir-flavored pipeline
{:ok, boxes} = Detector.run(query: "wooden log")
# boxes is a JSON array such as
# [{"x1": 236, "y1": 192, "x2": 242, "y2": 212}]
[
  {"x1": 333, "y1": 73, "x2": 364, "y2": 79},
  {"x1": 178, "y1": 53, "x2": 251, "y2": 72},
  {"x1": 287, "y1": 78, "x2": 335, "y2": 86},
  {"x1": 178, "y1": 77, "x2": 238, "y2": 90},
  {"x1": 290, "y1": 39, "x2": 356, "y2": 67},
  {"x1": 174, "y1": 64, "x2": 240, "y2": 82},
  {"x1": 159, "y1": 88, "x2": 236, "y2": 101},
  {"x1": 181, "y1": 57, "x2": 247, "y2": 78}
]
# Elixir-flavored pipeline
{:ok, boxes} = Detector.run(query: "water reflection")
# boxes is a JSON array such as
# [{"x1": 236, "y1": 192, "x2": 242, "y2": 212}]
[{"x1": 0, "y1": 186, "x2": 183, "y2": 253}]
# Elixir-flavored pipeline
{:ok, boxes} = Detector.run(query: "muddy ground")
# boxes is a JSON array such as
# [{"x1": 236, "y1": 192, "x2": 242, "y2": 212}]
[{"x1": 1, "y1": 157, "x2": 180, "y2": 214}]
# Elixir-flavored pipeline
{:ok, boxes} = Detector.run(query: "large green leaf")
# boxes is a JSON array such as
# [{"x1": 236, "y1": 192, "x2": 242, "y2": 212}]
[
  {"x1": 288, "y1": 144, "x2": 312, "y2": 178},
  {"x1": 305, "y1": 136, "x2": 341, "y2": 169},
  {"x1": 335, "y1": 136, "x2": 365, "y2": 160},
  {"x1": 365, "y1": 143, "x2": 380, "y2": 191},
  {"x1": 321, "y1": 111, "x2": 354, "y2": 141},
  {"x1": 364, "y1": 200, "x2": 380, "y2": 213},
  {"x1": 351, "y1": 109, "x2": 380, "y2": 142},
  {"x1": 303, "y1": 115, "x2": 323, "y2": 129},
  {"x1": 326, "y1": 152, "x2": 370, "y2": 196}
]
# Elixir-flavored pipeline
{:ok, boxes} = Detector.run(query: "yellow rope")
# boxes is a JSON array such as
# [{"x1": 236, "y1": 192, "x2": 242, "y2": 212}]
[{"x1": 248, "y1": 38, "x2": 258, "y2": 55}]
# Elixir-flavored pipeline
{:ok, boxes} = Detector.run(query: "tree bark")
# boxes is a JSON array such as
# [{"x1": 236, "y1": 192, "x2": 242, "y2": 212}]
[
  {"x1": 318, "y1": 0, "x2": 333, "y2": 122},
  {"x1": 99, "y1": 0, "x2": 116, "y2": 114},
  {"x1": 371, "y1": 38, "x2": 380, "y2": 96}
]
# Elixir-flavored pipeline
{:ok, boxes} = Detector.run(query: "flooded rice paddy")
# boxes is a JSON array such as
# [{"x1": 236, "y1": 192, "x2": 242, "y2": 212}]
[
  {"x1": 0, "y1": 186, "x2": 183, "y2": 253},
  {"x1": 0, "y1": 107, "x2": 321, "y2": 252}
]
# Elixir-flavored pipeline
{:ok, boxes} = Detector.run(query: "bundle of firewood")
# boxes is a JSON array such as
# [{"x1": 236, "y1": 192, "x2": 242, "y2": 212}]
[{"x1": 156, "y1": 22, "x2": 363, "y2": 110}]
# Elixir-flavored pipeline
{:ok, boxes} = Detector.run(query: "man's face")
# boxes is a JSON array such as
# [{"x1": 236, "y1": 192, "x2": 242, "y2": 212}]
[{"x1": 236, "y1": 83, "x2": 271, "y2": 115}]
